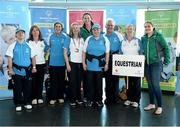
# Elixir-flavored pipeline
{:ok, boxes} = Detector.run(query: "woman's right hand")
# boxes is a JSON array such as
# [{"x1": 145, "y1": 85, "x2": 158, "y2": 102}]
[
  {"x1": 66, "y1": 64, "x2": 71, "y2": 72},
  {"x1": 83, "y1": 63, "x2": 87, "y2": 71},
  {"x1": 8, "y1": 69, "x2": 15, "y2": 76}
]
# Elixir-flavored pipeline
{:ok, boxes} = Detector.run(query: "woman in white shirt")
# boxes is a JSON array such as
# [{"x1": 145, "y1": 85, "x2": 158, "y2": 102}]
[
  {"x1": 120, "y1": 24, "x2": 143, "y2": 108},
  {"x1": 28, "y1": 25, "x2": 48, "y2": 105},
  {"x1": 64, "y1": 22, "x2": 84, "y2": 106}
]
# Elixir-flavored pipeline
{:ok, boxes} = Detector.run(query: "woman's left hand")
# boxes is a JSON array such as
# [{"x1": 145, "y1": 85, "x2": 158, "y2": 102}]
[
  {"x1": 104, "y1": 64, "x2": 108, "y2": 72},
  {"x1": 32, "y1": 68, "x2": 37, "y2": 73}
]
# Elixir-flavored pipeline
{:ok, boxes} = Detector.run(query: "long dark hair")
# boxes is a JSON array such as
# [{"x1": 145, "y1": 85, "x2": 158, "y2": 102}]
[
  {"x1": 28, "y1": 25, "x2": 43, "y2": 41},
  {"x1": 82, "y1": 12, "x2": 94, "y2": 29}
]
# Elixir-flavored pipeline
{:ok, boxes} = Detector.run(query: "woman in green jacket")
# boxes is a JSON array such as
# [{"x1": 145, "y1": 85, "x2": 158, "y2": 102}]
[
  {"x1": 141, "y1": 21, "x2": 170, "y2": 115},
  {"x1": 80, "y1": 12, "x2": 94, "y2": 41}
]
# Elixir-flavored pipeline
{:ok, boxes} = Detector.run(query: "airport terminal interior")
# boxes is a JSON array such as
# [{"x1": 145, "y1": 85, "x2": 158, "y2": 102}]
[{"x1": 0, "y1": 0, "x2": 180, "y2": 126}]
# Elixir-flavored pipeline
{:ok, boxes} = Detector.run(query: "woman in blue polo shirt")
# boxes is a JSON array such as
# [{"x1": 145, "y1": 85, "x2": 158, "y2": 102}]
[
  {"x1": 80, "y1": 12, "x2": 94, "y2": 103},
  {"x1": 49, "y1": 22, "x2": 69, "y2": 105},
  {"x1": 120, "y1": 24, "x2": 143, "y2": 108},
  {"x1": 6, "y1": 28, "x2": 37, "y2": 111},
  {"x1": 82, "y1": 23, "x2": 110, "y2": 107}
]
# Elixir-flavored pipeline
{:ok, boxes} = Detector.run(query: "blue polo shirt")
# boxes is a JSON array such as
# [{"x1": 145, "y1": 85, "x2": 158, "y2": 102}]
[
  {"x1": 83, "y1": 35, "x2": 110, "y2": 71},
  {"x1": 105, "y1": 31, "x2": 123, "y2": 53},
  {"x1": 49, "y1": 32, "x2": 69, "y2": 66},
  {"x1": 6, "y1": 41, "x2": 35, "y2": 76}
]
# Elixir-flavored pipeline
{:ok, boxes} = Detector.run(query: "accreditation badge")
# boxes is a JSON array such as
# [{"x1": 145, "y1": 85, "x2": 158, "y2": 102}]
[{"x1": 75, "y1": 48, "x2": 79, "y2": 52}]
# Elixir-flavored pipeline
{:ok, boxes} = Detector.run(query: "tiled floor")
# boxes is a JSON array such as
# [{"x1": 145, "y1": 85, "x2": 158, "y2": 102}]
[{"x1": 0, "y1": 91, "x2": 180, "y2": 126}]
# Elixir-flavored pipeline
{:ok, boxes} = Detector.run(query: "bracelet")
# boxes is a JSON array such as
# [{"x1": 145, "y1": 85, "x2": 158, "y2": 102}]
[{"x1": 33, "y1": 66, "x2": 36, "y2": 69}]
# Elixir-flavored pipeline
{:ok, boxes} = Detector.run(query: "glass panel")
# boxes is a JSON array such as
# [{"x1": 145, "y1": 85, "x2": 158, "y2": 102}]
[
  {"x1": 67, "y1": 0, "x2": 147, "y2": 1},
  {"x1": 30, "y1": 0, "x2": 65, "y2": 2},
  {"x1": 30, "y1": 0, "x2": 147, "y2": 2},
  {"x1": 29, "y1": 0, "x2": 180, "y2": 3}
]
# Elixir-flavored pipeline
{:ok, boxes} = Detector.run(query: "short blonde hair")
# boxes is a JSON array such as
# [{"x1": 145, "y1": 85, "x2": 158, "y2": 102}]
[{"x1": 126, "y1": 24, "x2": 135, "y2": 29}]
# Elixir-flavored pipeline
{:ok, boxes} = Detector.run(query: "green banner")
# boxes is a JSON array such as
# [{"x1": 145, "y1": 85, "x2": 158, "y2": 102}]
[
  {"x1": 143, "y1": 10, "x2": 179, "y2": 92},
  {"x1": 145, "y1": 10, "x2": 179, "y2": 38}
]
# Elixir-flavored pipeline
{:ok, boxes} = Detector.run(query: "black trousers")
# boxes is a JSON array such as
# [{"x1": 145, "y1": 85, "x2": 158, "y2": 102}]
[
  {"x1": 82, "y1": 70, "x2": 87, "y2": 99},
  {"x1": 86, "y1": 71, "x2": 103, "y2": 102},
  {"x1": 125, "y1": 77, "x2": 141, "y2": 103},
  {"x1": 105, "y1": 59, "x2": 119, "y2": 102},
  {"x1": 49, "y1": 66, "x2": 65, "y2": 100},
  {"x1": 31, "y1": 64, "x2": 45, "y2": 100},
  {"x1": 69, "y1": 62, "x2": 83, "y2": 102},
  {"x1": 13, "y1": 74, "x2": 32, "y2": 106}
]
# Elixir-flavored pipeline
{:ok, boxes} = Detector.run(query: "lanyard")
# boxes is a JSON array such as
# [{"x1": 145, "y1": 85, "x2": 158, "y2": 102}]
[
  {"x1": 72, "y1": 38, "x2": 80, "y2": 52},
  {"x1": 72, "y1": 38, "x2": 80, "y2": 48}
]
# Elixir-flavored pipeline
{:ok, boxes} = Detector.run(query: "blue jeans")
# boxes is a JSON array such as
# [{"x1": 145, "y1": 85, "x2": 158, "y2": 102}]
[
  {"x1": 145, "y1": 62, "x2": 163, "y2": 107},
  {"x1": 176, "y1": 71, "x2": 180, "y2": 93}
]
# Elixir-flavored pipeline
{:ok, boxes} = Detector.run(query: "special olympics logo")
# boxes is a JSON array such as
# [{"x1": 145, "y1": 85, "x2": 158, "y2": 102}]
[
  {"x1": 6, "y1": 5, "x2": 13, "y2": 12},
  {"x1": 45, "y1": 10, "x2": 52, "y2": 17}
]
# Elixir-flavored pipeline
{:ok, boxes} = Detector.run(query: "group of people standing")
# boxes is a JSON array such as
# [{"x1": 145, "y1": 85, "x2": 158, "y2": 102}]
[{"x1": 6, "y1": 12, "x2": 170, "y2": 115}]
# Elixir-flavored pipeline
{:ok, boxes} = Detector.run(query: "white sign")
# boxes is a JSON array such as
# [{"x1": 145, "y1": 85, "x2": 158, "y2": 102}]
[{"x1": 112, "y1": 54, "x2": 145, "y2": 77}]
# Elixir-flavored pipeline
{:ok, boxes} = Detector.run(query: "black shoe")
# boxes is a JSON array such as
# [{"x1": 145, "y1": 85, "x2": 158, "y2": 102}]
[
  {"x1": 96, "y1": 101, "x2": 103, "y2": 107},
  {"x1": 85, "y1": 101, "x2": 93, "y2": 107}
]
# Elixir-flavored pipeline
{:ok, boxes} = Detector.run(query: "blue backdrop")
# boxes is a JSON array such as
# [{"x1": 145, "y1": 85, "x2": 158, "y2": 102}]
[
  {"x1": 30, "y1": 8, "x2": 67, "y2": 43},
  {"x1": 0, "y1": 1, "x2": 30, "y2": 99},
  {"x1": 106, "y1": 6, "x2": 137, "y2": 25}
]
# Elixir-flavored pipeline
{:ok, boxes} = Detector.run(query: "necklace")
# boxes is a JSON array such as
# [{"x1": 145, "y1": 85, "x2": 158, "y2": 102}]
[{"x1": 72, "y1": 38, "x2": 80, "y2": 52}]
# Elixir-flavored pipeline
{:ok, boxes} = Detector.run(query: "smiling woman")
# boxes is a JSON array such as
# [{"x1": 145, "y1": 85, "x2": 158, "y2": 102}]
[{"x1": 141, "y1": 21, "x2": 170, "y2": 115}]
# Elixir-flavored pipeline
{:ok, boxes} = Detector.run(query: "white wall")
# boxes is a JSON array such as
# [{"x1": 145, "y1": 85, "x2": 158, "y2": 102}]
[{"x1": 136, "y1": 9, "x2": 146, "y2": 39}]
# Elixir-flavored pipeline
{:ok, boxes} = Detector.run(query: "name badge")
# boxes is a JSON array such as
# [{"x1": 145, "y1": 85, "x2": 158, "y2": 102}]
[{"x1": 75, "y1": 48, "x2": 79, "y2": 52}]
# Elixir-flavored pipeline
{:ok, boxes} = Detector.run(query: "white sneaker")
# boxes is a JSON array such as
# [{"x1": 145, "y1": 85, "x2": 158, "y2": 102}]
[
  {"x1": 32, "y1": 99, "x2": 37, "y2": 105},
  {"x1": 144, "y1": 104, "x2": 155, "y2": 111},
  {"x1": 38, "y1": 99, "x2": 44, "y2": 104},
  {"x1": 154, "y1": 107, "x2": 162, "y2": 115},
  {"x1": 24, "y1": 105, "x2": 32, "y2": 110},
  {"x1": 49, "y1": 100, "x2": 56, "y2": 105},
  {"x1": 16, "y1": 106, "x2": 22, "y2": 111},
  {"x1": 124, "y1": 100, "x2": 131, "y2": 106},
  {"x1": 58, "y1": 99, "x2": 64, "y2": 104},
  {"x1": 131, "y1": 102, "x2": 139, "y2": 108}
]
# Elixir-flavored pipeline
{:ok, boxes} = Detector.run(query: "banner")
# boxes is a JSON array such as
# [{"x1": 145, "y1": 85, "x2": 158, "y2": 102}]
[
  {"x1": 0, "y1": 1, "x2": 30, "y2": 98},
  {"x1": 30, "y1": 8, "x2": 67, "y2": 44},
  {"x1": 106, "y1": 6, "x2": 137, "y2": 35},
  {"x1": 69, "y1": 10, "x2": 104, "y2": 31},
  {"x1": 112, "y1": 55, "x2": 145, "y2": 77},
  {"x1": 143, "y1": 10, "x2": 179, "y2": 92}
]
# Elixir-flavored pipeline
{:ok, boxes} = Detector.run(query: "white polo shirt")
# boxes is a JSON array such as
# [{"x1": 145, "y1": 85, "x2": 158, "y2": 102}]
[
  {"x1": 28, "y1": 40, "x2": 46, "y2": 65},
  {"x1": 69, "y1": 38, "x2": 84, "y2": 63},
  {"x1": 121, "y1": 38, "x2": 140, "y2": 55}
]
